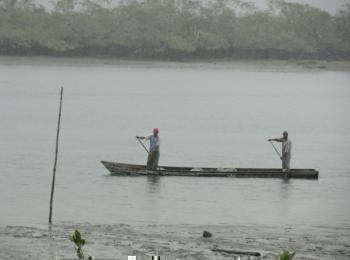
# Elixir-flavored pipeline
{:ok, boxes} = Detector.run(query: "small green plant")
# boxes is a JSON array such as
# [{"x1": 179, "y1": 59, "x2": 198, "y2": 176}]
[
  {"x1": 69, "y1": 229, "x2": 86, "y2": 259},
  {"x1": 279, "y1": 250, "x2": 296, "y2": 260}
]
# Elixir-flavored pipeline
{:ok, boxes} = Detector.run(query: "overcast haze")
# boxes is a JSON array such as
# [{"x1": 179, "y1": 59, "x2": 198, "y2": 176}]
[
  {"x1": 38, "y1": 0, "x2": 350, "y2": 14},
  {"x1": 252, "y1": 0, "x2": 350, "y2": 14}
]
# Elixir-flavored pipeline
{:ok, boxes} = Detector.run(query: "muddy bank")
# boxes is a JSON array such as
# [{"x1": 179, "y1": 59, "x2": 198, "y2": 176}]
[
  {"x1": 0, "y1": 224, "x2": 349, "y2": 260},
  {"x1": 1, "y1": 56, "x2": 350, "y2": 72}
]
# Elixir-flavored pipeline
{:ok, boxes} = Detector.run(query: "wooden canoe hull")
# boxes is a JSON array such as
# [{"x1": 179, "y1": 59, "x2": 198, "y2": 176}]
[{"x1": 101, "y1": 161, "x2": 319, "y2": 179}]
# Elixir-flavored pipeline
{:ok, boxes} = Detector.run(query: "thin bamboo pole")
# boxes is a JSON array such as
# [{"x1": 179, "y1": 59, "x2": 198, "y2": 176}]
[
  {"x1": 49, "y1": 87, "x2": 63, "y2": 224},
  {"x1": 136, "y1": 137, "x2": 150, "y2": 154},
  {"x1": 269, "y1": 140, "x2": 282, "y2": 160}
]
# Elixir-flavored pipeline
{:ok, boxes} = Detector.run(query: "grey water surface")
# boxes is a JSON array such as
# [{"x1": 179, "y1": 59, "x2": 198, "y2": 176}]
[{"x1": 0, "y1": 57, "x2": 349, "y2": 228}]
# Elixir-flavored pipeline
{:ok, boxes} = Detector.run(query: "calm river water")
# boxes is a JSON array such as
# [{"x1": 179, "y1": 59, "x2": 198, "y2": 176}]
[{"x1": 0, "y1": 57, "x2": 349, "y2": 228}]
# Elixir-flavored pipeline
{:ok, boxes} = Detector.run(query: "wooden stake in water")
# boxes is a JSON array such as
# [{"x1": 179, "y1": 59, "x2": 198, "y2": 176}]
[{"x1": 49, "y1": 87, "x2": 63, "y2": 224}]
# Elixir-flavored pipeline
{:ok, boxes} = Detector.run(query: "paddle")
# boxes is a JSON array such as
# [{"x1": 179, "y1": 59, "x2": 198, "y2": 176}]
[
  {"x1": 136, "y1": 137, "x2": 154, "y2": 172},
  {"x1": 269, "y1": 140, "x2": 290, "y2": 176},
  {"x1": 136, "y1": 136, "x2": 150, "y2": 154},
  {"x1": 269, "y1": 140, "x2": 282, "y2": 160}
]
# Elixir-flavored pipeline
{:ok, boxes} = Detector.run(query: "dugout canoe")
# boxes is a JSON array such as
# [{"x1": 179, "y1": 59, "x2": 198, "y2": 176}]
[{"x1": 101, "y1": 161, "x2": 319, "y2": 179}]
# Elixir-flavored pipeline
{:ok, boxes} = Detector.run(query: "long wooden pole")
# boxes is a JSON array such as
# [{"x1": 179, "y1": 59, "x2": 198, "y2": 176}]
[
  {"x1": 269, "y1": 140, "x2": 282, "y2": 160},
  {"x1": 136, "y1": 137, "x2": 150, "y2": 154},
  {"x1": 49, "y1": 87, "x2": 63, "y2": 224}
]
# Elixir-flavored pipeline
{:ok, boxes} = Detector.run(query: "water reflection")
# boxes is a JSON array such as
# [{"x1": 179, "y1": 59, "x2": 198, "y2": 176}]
[
  {"x1": 147, "y1": 176, "x2": 161, "y2": 194},
  {"x1": 280, "y1": 178, "x2": 291, "y2": 200},
  {"x1": 48, "y1": 224, "x2": 55, "y2": 259}
]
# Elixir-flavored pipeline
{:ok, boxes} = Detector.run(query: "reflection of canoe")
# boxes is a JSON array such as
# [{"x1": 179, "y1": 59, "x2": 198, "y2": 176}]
[{"x1": 101, "y1": 161, "x2": 319, "y2": 179}]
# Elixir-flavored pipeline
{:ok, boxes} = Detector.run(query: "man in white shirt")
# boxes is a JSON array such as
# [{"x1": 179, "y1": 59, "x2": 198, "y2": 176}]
[
  {"x1": 268, "y1": 131, "x2": 292, "y2": 171},
  {"x1": 137, "y1": 128, "x2": 160, "y2": 170}
]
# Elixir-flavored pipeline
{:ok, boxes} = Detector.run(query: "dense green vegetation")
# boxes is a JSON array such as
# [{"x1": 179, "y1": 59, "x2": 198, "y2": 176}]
[{"x1": 0, "y1": 0, "x2": 349, "y2": 60}]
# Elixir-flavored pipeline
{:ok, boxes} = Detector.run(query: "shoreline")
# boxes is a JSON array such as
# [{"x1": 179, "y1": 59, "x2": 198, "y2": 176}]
[
  {"x1": 1, "y1": 55, "x2": 350, "y2": 72},
  {"x1": 1, "y1": 223, "x2": 349, "y2": 259}
]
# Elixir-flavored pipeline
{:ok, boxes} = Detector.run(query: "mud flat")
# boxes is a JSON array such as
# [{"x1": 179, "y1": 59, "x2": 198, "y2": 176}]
[
  {"x1": 1, "y1": 56, "x2": 350, "y2": 72},
  {"x1": 0, "y1": 223, "x2": 349, "y2": 260},
  {"x1": 206, "y1": 59, "x2": 350, "y2": 72}
]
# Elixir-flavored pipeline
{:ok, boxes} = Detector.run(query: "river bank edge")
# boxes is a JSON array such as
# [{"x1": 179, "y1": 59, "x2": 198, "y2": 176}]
[{"x1": 1, "y1": 56, "x2": 350, "y2": 72}]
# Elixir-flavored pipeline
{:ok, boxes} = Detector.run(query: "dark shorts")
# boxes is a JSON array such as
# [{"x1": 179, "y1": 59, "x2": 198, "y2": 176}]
[
  {"x1": 147, "y1": 151, "x2": 160, "y2": 170},
  {"x1": 282, "y1": 156, "x2": 291, "y2": 170}
]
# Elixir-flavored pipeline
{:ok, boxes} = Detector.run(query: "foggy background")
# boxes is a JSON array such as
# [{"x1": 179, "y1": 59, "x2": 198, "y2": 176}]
[
  {"x1": 38, "y1": 0, "x2": 350, "y2": 14},
  {"x1": 253, "y1": 0, "x2": 349, "y2": 14}
]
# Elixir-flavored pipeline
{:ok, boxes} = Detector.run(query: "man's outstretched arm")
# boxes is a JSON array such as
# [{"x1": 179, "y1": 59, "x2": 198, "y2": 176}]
[{"x1": 268, "y1": 138, "x2": 283, "y2": 142}]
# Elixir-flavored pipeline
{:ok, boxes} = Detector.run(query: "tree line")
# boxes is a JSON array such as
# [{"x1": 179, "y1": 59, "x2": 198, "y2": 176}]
[{"x1": 0, "y1": 0, "x2": 349, "y2": 60}]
